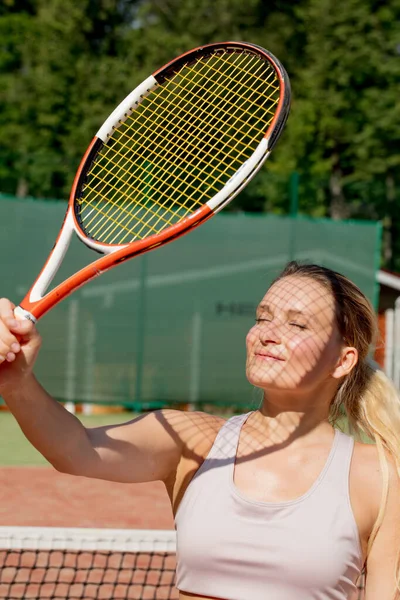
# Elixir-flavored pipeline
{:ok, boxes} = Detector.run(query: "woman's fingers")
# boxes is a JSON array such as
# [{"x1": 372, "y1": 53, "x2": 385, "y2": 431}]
[
  {"x1": 0, "y1": 299, "x2": 38, "y2": 364},
  {"x1": 0, "y1": 322, "x2": 20, "y2": 364}
]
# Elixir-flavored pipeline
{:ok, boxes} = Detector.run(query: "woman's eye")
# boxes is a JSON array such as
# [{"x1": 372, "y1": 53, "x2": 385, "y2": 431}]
[
  {"x1": 290, "y1": 322, "x2": 307, "y2": 330},
  {"x1": 255, "y1": 318, "x2": 272, "y2": 323}
]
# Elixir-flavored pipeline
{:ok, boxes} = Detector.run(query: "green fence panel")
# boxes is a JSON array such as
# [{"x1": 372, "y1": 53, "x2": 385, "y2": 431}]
[{"x1": 0, "y1": 196, "x2": 381, "y2": 410}]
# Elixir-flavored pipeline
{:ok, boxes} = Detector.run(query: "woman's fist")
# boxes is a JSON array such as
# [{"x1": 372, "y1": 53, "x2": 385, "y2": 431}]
[{"x1": 0, "y1": 298, "x2": 42, "y2": 391}]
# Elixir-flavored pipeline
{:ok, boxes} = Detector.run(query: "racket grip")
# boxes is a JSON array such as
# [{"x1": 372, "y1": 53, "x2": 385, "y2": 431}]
[{"x1": 14, "y1": 305, "x2": 37, "y2": 324}]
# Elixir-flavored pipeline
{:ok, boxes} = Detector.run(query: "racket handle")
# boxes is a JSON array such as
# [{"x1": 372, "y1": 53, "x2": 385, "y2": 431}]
[{"x1": 14, "y1": 305, "x2": 37, "y2": 324}]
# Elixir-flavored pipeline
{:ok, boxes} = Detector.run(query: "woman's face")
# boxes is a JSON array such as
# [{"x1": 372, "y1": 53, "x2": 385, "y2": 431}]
[{"x1": 246, "y1": 275, "x2": 344, "y2": 393}]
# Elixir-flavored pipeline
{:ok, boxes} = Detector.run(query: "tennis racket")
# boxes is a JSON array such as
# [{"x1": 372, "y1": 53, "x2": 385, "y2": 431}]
[{"x1": 15, "y1": 41, "x2": 291, "y2": 323}]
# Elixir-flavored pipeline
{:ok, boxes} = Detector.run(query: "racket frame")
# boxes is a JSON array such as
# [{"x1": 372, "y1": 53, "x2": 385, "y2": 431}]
[{"x1": 16, "y1": 41, "x2": 290, "y2": 322}]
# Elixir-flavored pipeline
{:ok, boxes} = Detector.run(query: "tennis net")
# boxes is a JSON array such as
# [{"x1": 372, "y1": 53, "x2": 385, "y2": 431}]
[
  {"x1": 0, "y1": 526, "x2": 365, "y2": 599},
  {"x1": 0, "y1": 526, "x2": 177, "y2": 599}
]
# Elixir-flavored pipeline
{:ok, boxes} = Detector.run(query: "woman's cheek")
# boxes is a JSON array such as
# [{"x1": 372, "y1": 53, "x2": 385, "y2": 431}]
[{"x1": 288, "y1": 336, "x2": 323, "y2": 367}]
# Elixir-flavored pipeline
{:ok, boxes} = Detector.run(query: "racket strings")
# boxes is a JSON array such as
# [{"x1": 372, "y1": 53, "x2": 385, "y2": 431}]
[
  {"x1": 77, "y1": 50, "x2": 280, "y2": 245},
  {"x1": 182, "y1": 61, "x2": 279, "y2": 127},
  {"x1": 129, "y1": 53, "x2": 276, "y2": 152},
  {"x1": 99, "y1": 54, "x2": 261, "y2": 200},
  {"x1": 129, "y1": 59, "x2": 273, "y2": 167},
  {"x1": 99, "y1": 79, "x2": 273, "y2": 242},
  {"x1": 87, "y1": 52, "x2": 274, "y2": 205},
  {"x1": 81, "y1": 52, "x2": 276, "y2": 244},
  {"x1": 83, "y1": 54, "x2": 273, "y2": 242},
  {"x1": 83, "y1": 52, "x2": 276, "y2": 242},
  {"x1": 106, "y1": 52, "x2": 272, "y2": 193},
  {"x1": 81, "y1": 53, "x2": 261, "y2": 240}
]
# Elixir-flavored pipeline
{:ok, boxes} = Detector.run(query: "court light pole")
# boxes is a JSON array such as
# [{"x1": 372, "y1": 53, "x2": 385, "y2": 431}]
[
  {"x1": 289, "y1": 171, "x2": 299, "y2": 261},
  {"x1": 135, "y1": 254, "x2": 147, "y2": 412}
]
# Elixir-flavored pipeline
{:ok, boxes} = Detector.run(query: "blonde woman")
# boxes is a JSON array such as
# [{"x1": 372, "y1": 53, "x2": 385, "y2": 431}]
[{"x1": 0, "y1": 261, "x2": 399, "y2": 599}]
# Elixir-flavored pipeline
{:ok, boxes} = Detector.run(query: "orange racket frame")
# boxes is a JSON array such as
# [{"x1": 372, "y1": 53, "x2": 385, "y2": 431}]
[{"x1": 15, "y1": 41, "x2": 291, "y2": 322}]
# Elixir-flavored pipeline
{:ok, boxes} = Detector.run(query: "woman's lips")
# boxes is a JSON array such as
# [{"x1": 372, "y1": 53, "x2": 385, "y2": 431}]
[{"x1": 255, "y1": 352, "x2": 285, "y2": 361}]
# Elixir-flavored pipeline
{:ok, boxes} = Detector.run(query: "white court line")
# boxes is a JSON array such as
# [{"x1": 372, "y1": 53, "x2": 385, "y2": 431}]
[
  {"x1": 16, "y1": 249, "x2": 375, "y2": 302},
  {"x1": 80, "y1": 251, "x2": 321, "y2": 299},
  {"x1": 14, "y1": 256, "x2": 287, "y2": 299}
]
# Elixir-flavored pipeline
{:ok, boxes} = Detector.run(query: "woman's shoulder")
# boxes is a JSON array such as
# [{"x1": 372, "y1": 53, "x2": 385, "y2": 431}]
[
  {"x1": 162, "y1": 409, "x2": 229, "y2": 510},
  {"x1": 352, "y1": 439, "x2": 388, "y2": 491},
  {"x1": 159, "y1": 408, "x2": 227, "y2": 455},
  {"x1": 351, "y1": 438, "x2": 398, "y2": 527},
  {"x1": 352, "y1": 438, "x2": 397, "y2": 481}
]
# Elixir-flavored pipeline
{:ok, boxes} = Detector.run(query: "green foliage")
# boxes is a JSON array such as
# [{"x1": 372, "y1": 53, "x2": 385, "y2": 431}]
[{"x1": 0, "y1": 0, "x2": 399, "y2": 265}]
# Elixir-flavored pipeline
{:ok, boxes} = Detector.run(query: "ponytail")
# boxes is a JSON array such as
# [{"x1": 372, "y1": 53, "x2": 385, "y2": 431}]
[
  {"x1": 334, "y1": 362, "x2": 400, "y2": 582},
  {"x1": 333, "y1": 360, "x2": 400, "y2": 458}
]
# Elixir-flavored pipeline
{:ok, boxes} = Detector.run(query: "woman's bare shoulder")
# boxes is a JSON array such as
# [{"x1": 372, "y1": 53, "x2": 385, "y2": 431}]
[
  {"x1": 352, "y1": 439, "x2": 397, "y2": 479},
  {"x1": 351, "y1": 439, "x2": 398, "y2": 521},
  {"x1": 352, "y1": 439, "x2": 380, "y2": 469},
  {"x1": 161, "y1": 410, "x2": 227, "y2": 509},
  {"x1": 159, "y1": 408, "x2": 226, "y2": 454}
]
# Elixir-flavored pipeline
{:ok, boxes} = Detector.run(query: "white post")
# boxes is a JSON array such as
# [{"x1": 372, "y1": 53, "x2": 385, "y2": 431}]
[
  {"x1": 384, "y1": 308, "x2": 394, "y2": 379},
  {"x1": 189, "y1": 312, "x2": 202, "y2": 410},
  {"x1": 82, "y1": 319, "x2": 96, "y2": 415},
  {"x1": 64, "y1": 300, "x2": 79, "y2": 413},
  {"x1": 393, "y1": 297, "x2": 400, "y2": 389}
]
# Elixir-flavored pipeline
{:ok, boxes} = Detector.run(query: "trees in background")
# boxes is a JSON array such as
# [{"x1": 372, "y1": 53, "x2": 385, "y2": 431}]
[{"x1": 1, "y1": 0, "x2": 399, "y2": 265}]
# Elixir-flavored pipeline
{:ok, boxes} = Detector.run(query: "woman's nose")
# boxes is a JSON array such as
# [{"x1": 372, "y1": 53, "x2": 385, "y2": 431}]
[{"x1": 258, "y1": 320, "x2": 281, "y2": 345}]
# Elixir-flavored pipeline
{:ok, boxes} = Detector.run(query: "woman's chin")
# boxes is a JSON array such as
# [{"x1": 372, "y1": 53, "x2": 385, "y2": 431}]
[{"x1": 247, "y1": 375, "x2": 294, "y2": 390}]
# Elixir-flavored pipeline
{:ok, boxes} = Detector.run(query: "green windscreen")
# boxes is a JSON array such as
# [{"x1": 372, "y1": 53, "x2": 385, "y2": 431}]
[{"x1": 0, "y1": 196, "x2": 381, "y2": 411}]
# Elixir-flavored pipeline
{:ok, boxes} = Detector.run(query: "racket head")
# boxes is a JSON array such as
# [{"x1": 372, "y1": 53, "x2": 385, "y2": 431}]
[
  {"x1": 18, "y1": 42, "x2": 291, "y2": 322},
  {"x1": 70, "y1": 41, "x2": 291, "y2": 251}
]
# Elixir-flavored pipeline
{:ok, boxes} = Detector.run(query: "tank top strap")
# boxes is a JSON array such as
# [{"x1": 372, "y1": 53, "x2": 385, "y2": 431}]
[
  {"x1": 206, "y1": 412, "x2": 252, "y2": 461},
  {"x1": 317, "y1": 429, "x2": 354, "y2": 495}
]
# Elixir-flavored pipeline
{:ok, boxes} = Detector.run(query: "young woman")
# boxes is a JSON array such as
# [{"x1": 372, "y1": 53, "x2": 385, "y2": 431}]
[{"x1": 0, "y1": 261, "x2": 399, "y2": 599}]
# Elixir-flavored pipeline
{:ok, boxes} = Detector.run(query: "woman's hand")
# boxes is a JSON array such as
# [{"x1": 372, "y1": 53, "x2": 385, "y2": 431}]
[{"x1": 0, "y1": 298, "x2": 42, "y2": 392}]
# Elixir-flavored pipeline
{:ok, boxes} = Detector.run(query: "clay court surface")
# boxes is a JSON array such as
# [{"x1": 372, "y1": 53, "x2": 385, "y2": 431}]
[
  {"x1": 0, "y1": 412, "x2": 174, "y2": 529},
  {"x1": 0, "y1": 468, "x2": 174, "y2": 529}
]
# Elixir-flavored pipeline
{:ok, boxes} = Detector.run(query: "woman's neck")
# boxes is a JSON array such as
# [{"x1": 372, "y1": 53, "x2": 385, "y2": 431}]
[{"x1": 253, "y1": 395, "x2": 334, "y2": 445}]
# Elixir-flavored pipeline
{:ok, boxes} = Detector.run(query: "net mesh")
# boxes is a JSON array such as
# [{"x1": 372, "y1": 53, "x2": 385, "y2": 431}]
[
  {"x1": 0, "y1": 527, "x2": 365, "y2": 599},
  {"x1": 0, "y1": 527, "x2": 177, "y2": 600},
  {"x1": 76, "y1": 49, "x2": 280, "y2": 245}
]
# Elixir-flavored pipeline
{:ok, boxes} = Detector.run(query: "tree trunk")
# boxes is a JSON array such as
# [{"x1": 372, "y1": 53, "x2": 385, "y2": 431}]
[
  {"x1": 16, "y1": 177, "x2": 28, "y2": 198},
  {"x1": 329, "y1": 165, "x2": 350, "y2": 219},
  {"x1": 385, "y1": 174, "x2": 396, "y2": 269}
]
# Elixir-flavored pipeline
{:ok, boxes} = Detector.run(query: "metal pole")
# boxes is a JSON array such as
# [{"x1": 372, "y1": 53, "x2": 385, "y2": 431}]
[
  {"x1": 82, "y1": 318, "x2": 96, "y2": 415},
  {"x1": 189, "y1": 312, "x2": 202, "y2": 410},
  {"x1": 135, "y1": 255, "x2": 147, "y2": 410},
  {"x1": 290, "y1": 171, "x2": 299, "y2": 216},
  {"x1": 394, "y1": 298, "x2": 400, "y2": 389},
  {"x1": 64, "y1": 299, "x2": 79, "y2": 413},
  {"x1": 134, "y1": 160, "x2": 152, "y2": 411},
  {"x1": 385, "y1": 308, "x2": 394, "y2": 379},
  {"x1": 289, "y1": 171, "x2": 299, "y2": 261}
]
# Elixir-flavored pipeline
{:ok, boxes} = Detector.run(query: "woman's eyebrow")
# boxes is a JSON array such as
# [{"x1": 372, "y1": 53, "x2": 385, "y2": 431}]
[
  {"x1": 287, "y1": 309, "x2": 310, "y2": 319},
  {"x1": 256, "y1": 304, "x2": 314, "y2": 321},
  {"x1": 257, "y1": 303, "x2": 271, "y2": 313}
]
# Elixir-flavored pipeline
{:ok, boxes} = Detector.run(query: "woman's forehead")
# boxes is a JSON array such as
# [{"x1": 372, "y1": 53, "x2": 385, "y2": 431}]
[{"x1": 260, "y1": 276, "x2": 335, "y2": 313}]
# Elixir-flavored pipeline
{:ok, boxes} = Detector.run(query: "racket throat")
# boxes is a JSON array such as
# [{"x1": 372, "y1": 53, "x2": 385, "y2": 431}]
[{"x1": 19, "y1": 211, "x2": 76, "y2": 319}]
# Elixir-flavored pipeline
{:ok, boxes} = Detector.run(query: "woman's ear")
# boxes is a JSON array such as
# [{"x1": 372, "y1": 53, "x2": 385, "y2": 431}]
[{"x1": 332, "y1": 346, "x2": 358, "y2": 380}]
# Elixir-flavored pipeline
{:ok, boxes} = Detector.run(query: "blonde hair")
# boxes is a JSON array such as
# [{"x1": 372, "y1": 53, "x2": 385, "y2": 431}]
[{"x1": 276, "y1": 262, "x2": 400, "y2": 573}]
